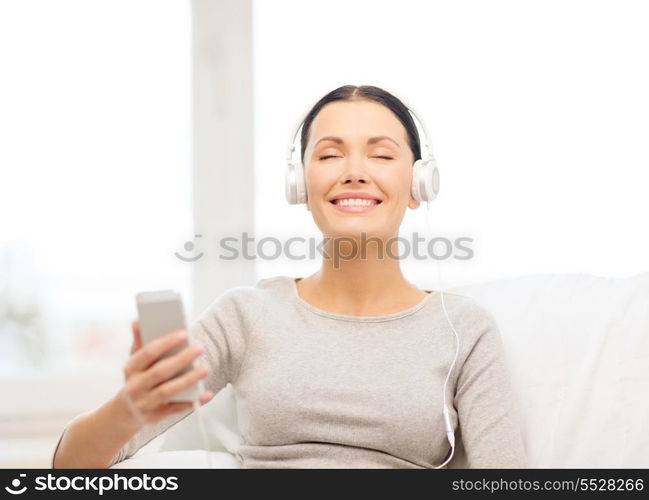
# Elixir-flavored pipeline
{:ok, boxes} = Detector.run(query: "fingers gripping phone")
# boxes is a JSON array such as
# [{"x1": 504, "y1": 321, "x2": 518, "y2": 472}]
[{"x1": 135, "y1": 290, "x2": 204, "y2": 403}]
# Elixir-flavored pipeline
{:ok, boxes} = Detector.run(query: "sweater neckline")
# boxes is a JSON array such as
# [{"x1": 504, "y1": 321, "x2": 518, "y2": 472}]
[{"x1": 287, "y1": 276, "x2": 437, "y2": 323}]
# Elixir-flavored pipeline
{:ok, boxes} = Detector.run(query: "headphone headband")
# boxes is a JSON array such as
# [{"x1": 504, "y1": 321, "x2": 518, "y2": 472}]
[{"x1": 286, "y1": 89, "x2": 435, "y2": 166}]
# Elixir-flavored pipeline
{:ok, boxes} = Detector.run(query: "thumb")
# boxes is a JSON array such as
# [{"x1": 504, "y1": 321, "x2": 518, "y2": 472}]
[{"x1": 130, "y1": 319, "x2": 143, "y2": 355}]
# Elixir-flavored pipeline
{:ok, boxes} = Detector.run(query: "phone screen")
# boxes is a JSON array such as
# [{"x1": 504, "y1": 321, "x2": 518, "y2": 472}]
[{"x1": 135, "y1": 290, "x2": 202, "y2": 402}]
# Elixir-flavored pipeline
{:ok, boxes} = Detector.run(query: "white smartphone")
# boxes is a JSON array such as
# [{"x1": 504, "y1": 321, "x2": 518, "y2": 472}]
[{"x1": 135, "y1": 290, "x2": 204, "y2": 403}]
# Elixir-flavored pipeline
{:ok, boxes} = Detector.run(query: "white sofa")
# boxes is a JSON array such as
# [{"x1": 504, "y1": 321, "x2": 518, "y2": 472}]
[{"x1": 111, "y1": 272, "x2": 649, "y2": 468}]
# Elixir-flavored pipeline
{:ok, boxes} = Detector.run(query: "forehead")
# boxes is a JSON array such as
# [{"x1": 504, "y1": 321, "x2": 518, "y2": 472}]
[{"x1": 309, "y1": 100, "x2": 408, "y2": 144}]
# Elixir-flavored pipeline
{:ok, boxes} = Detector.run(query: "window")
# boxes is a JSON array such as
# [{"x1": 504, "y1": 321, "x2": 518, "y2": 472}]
[{"x1": 0, "y1": 1, "x2": 192, "y2": 380}]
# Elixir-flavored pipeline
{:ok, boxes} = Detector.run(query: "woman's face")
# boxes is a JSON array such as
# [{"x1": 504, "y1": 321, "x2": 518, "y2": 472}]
[{"x1": 303, "y1": 99, "x2": 420, "y2": 240}]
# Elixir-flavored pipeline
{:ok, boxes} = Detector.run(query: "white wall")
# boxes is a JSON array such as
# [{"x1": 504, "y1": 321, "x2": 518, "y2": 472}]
[
  {"x1": 253, "y1": 0, "x2": 649, "y2": 288},
  {"x1": 191, "y1": 0, "x2": 256, "y2": 315}
]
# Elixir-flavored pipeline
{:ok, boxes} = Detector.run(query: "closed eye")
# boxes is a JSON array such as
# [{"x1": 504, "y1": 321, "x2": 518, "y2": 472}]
[{"x1": 318, "y1": 155, "x2": 394, "y2": 160}]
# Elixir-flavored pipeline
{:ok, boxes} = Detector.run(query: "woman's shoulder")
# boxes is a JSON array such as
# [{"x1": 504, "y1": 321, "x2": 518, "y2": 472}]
[
  {"x1": 197, "y1": 275, "x2": 295, "y2": 317},
  {"x1": 428, "y1": 289, "x2": 503, "y2": 345},
  {"x1": 216, "y1": 274, "x2": 295, "y2": 301},
  {"x1": 431, "y1": 288, "x2": 497, "y2": 319}
]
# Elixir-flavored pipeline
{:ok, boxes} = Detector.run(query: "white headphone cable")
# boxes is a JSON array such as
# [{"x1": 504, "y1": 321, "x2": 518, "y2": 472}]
[{"x1": 425, "y1": 199, "x2": 461, "y2": 469}]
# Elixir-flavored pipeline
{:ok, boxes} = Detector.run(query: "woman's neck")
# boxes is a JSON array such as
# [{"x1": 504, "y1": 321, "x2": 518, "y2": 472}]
[{"x1": 296, "y1": 251, "x2": 428, "y2": 316}]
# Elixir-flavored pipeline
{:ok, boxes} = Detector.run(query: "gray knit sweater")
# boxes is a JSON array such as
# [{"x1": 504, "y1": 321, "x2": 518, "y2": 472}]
[{"x1": 53, "y1": 275, "x2": 527, "y2": 468}]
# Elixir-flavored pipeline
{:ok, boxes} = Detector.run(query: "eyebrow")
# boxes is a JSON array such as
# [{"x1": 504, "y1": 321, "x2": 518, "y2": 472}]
[{"x1": 314, "y1": 135, "x2": 401, "y2": 149}]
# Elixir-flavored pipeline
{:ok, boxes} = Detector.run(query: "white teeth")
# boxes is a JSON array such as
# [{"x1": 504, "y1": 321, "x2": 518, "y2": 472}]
[{"x1": 335, "y1": 198, "x2": 378, "y2": 207}]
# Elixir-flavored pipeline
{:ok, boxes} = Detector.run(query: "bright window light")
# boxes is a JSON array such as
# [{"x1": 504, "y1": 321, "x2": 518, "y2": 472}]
[{"x1": 0, "y1": 0, "x2": 193, "y2": 376}]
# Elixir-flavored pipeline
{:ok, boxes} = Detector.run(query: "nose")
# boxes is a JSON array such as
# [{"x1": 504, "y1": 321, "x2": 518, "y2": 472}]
[{"x1": 341, "y1": 157, "x2": 370, "y2": 185}]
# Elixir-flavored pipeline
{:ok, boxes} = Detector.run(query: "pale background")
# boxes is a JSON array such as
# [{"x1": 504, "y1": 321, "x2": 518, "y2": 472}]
[{"x1": 1, "y1": 0, "x2": 647, "y2": 467}]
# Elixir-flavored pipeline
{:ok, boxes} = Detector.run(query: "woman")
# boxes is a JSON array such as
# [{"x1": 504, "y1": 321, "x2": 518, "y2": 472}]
[{"x1": 52, "y1": 85, "x2": 527, "y2": 469}]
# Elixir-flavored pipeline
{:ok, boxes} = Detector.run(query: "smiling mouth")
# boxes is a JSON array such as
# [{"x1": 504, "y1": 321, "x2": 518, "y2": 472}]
[
  {"x1": 329, "y1": 198, "x2": 382, "y2": 207},
  {"x1": 329, "y1": 198, "x2": 383, "y2": 213}
]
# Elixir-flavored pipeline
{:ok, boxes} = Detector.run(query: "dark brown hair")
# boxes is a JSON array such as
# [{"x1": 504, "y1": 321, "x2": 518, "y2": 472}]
[{"x1": 299, "y1": 85, "x2": 422, "y2": 164}]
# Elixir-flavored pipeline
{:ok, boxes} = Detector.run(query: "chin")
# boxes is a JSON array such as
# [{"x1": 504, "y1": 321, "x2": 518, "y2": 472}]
[{"x1": 325, "y1": 223, "x2": 390, "y2": 240}]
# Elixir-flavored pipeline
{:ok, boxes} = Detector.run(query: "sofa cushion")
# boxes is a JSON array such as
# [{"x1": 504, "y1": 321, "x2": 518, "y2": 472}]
[{"x1": 451, "y1": 272, "x2": 649, "y2": 467}]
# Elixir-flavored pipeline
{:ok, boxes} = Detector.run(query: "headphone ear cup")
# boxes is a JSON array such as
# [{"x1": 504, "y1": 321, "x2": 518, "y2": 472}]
[
  {"x1": 411, "y1": 159, "x2": 424, "y2": 202},
  {"x1": 285, "y1": 161, "x2": 307, "y2": 204},
  {"x1": 411, "y1": 159, "x2": 440, "y2": 202},
  {"x1": 295, "y1": 161, "x2": 307, "y2": 204}
]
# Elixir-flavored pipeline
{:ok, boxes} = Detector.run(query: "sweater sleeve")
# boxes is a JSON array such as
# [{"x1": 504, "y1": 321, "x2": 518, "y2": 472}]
[
  {"x1": 453, "y1": 308, "x2": 527, "y2": 468},
  {"x1": 50, "y1": 287, "x2": 250, "y2": 469}
]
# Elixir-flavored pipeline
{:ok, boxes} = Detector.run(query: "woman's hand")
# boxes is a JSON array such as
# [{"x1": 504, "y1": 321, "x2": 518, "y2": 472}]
[{"x1": 118, "y1": 320, "x2": 214, "y2": 429}]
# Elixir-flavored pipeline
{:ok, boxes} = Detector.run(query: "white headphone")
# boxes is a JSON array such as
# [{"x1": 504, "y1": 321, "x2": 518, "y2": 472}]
[{"x1": 285, "y1": 91, "x2": 440, "y2": 205}]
